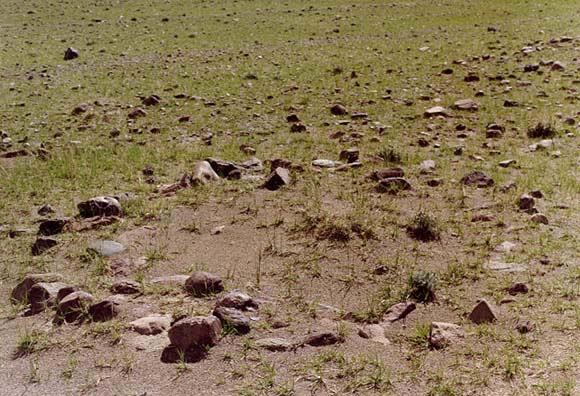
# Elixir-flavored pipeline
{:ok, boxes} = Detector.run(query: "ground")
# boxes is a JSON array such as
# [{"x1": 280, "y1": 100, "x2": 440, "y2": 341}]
[{"x1": 0, "y1": 0, "x2": 579, "y2": 395}]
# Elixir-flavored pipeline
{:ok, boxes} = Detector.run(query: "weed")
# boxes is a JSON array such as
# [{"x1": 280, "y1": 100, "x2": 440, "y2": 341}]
[
  {"x1": 406, "y1": 212, "x2": 442, "y2": 242},
  {"x1": 527, "y1": 122, "x2": 558, "y2": 139},
  {"x1": 407, "y1": 271, "x2": 437, "y2": 303},
  {"x1": 407, "y1": 323, "x2": 431, "y2": 349},
  {"x1": 377, "y1": 146, "x2": 404, "y2": 164}
]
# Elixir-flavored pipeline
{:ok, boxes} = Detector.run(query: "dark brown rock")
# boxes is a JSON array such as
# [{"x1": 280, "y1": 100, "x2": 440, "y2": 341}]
[
  {"x1": 142, "y1": 95, "x2": 161, "y2": 106},
  {"x1": 128, "y1": 107, "x2": 147, "y2": 119},
  {"x1": 300, "y1": 331, "x2": 344, "y2": 347},
  {"x1": 212, "y1": 307, "x2": 250, "y2": 334},
  {"x1": 468, "y1": 299, "x2": 497, "y2": 324},
  {"x1": 330, "y1": 104, "x2": 348, "y2": 115},
  {"x1": 78, "y1": 196, "x2": 122, "y2": 218},
  {"x1": 31, "y1": 237, "x2": 57, "y2": 256},
  {"x1": 518, "y1": 194, "x2": 535, "y2": 210},
  {"x1": 370, "y1": 168, "x2": 404, "y2": 180},
  {"x1": 64, "y1": 47, "x2": 79, "y2": 61},
  {"x1": 339, "y1": 147, "x2": 359, "y2": 163},
  {"x1": 11, "y1": 273, "x2": 64, "y2": 303},
  {"x1": 205, "y1": 158, "x2": 240, "y2": 178},
  {"x1": 460, "y1": 171, "x2": 494, "y2": 188},
  {"x1": 29, "y1": 282, "x2": 70, "y2": 313},
  {"x1": 376, "y1": 177, "x2": 411, "y2": 193},
  {"x1": 507, "y1": 283, "x2": 529, "y2": 295},
  {"x1": 168, "y1": 315, "x2": 222, "y2": 350},
  {"x1": 38, "y1": 218, "x2": 70, "y2": 236},
  {"x1": 184, "y1": 271, "x2": 224, "y2": 297},
  {"x1": 263, "y1": 167, "x2": 291, "y2": 191},
  {"x1": 88, "y1": 300, "x2": 120, "y2": 322},
  {"x1": 383, "y1": 302, "x2": 416, "y2": 322},
  {"x1": 56, "y1": 291, "x2": 95, "y2": 323},
  {"x1": 215, "y1": 290, "x2": 258, "y2": 310}
]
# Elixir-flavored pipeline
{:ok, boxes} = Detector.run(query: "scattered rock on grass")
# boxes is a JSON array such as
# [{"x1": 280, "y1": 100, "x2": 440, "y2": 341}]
[
  {"x1": 215, "y1": 290, "x2": 257, "y2": 310},
  {"x1": 111, "y1": 280, "x2": 141, "y2": 295},
  {"x1": 88, "y1": 300, "x2": 120, "y2": 322},
  {"x1": 64, "y1": 47, "x2": 79, "y2": 60},
  {"x1": 507, "y1": 283, "x2": 529, "y2": 295},
  {"x1": 32, "y1": 237, "x2": 58, "y2": 256},
  {"x1": 78, "y1": 196, "x2": 122, "y2": 218},
  {"x1": 376, "y1": 177, "x2": 411, "y2": 193},
  {"x1": 460, "y1": 171, "x2": 494, "y2": 187},
  {"x1": 255, "y1": 338, "x2": 294, "y2": 351},
  {"x1": 11, "y1": 273, "x2": 64, "y2": 303},
  {"x1": 56, "y1": 291, "x2": 95, "y2": 323},
  {"x1": 468, "y1": 299, "x2": 497, "y2": 324},
  {"x1": 38, "y1": 218, "x2": 70, "y2": 236},
  {"x1": 184, "y1": 271, "x2": 224, "y2": 297},
  {"x1": 263, "y1": 167, "x2": 291, "y2": 191},
  {"x1": 300, "y1": 331, "x2": 344, "y2": 347},
  {"x1": 383, "y1": 302, "x2": 416, "y2": 322},
  {"x1": 28, "y1": 282, "x2": 70, "y2": 313}
]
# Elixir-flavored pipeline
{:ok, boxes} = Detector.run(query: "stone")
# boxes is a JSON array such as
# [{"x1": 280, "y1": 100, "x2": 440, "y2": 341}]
[
  {"x1": 88, "y1": 240, "x2": 125, "y2": 257},
  {"x1": 64, "y1": 47, "x2": 79, "y2": 60},
  {"x1": 515, "y1": 319, "x2": 534, "y2": 334},
  {"x1": 88, "y1": 300, "x2": 120, "y2": 322},
  {"x1": 37, "y1": 204, "x2": 55, "y2": 216},
  {"x1": 0, "y1": 149, "x2": 30, "y2": 158},
  {"x1": 375, "y1": 177, "x2": 411, "y2": 193},
  {"x1": 499, "y1": 159, "x2": 516, "y2": 168},
  {"x1": 128, "y1": 107, "x2": 147, "y2": 119},
  {"x1": 286, "y1": 114, "x2": 300, "y2": 123},
  {"x1": 518, "y1": 194, "x2": 535, "y2": 210},
  {"x1": 371, "y1": 168, "x2": 404, "y2": 180},
  {"x1": 255, "y1": 338, "x2": 294, "y2": 351},
  {"x1": 468, "y1": 299, "x2": 497, "y2": 324},
  {"x1": 111, "y1": 280, "x2": 141, "y2": 294},
  {"x1": 357, "y1": 324, "x2": 390, "y2": 346},
  {"x1": 471, "y1": 213, "x2": 494, "y2": 222},
  {"x1": 130, "y1": 315, "x2": 171, "y2": 335},
  {"x1": 215, "y1": 290, "x2": 258, "y2": 310},
  {"x1": 452, "y1": 99, "x2": 478, "y2": 111},
  {"x1": 263, "y1": 167, "x2": 291, "y2": 191},
  {"x1": 168, "y1": 315, "x2": 222, "y2": 350},
  {"x1": 383, "y1": 302, "x2": 416, "y2": 322},
  {"x1": 56, "y1": 286, "x2": 76, "y2": 302},
  {"x1": 531, "y1": 213, "x2": 549, "y2": 225},
  {"x1": 495, "y1": 241, "x2": 516, "y2": 253},
  {"x1": 339, "y1": 147, "x2": 359, "y2": 163},
  {"x1": 11, "y1": 273, "x2": 64, "y2": 304},
  {"x1": 184, "y1": 271, "x2": 224, "y2": 297},
  {"x1": 56, "y1": 291, "x2": 95, "y2": 323},
  {"x1": 239, "y1": 157, "x2": 263, "y2": 172},
  {"x1": 142, "y1": 95, "x2": 161, "y2": 106},
  {"x1": 205, "y1": 158, "x2": 241, "y2": 178},
  {"x1": 312, "y1": 159, "x2": 342, "y2": 168},
  {"x1": 213, "y1": 307, "x2": 251, "y2": 334},
  {"x1": 290, "y1": 122, "x2": 306, "y2": 132},
  {"x1": 28, "y1": 282, "x2": 70, "y2": 312},
  {"x1": 460, "y1": 171, "x2": 494, "y2": 187},
  {"x1": 78, "y1": 196, "x2": 122, "y2": 218},
  {"x1": 330, "y1": 104, "x2": 348, "y2": 115},
  {"x1": 191, "y1": 161, "x2": 220, "y2": 185},
  {"x1": 424, "y1": 106, "x2": 448, "y2": 117},
  {"x1": 32, "y1": 237, "x2": 58, "y2": 256},
  {"x1": 71, "y1": 103, "x2": 89, "y2": 115},
  {"x1": 300, "y1": 331, "x2": 343, "y2": 347},
  {"x1": 420, "y1": 160, "x2": 436, "y2": 174},
  {"x1": 551, "y1": 61, "x2": 565, "y2": 71},
  {"x1": 38, "y1": 218, "x2": 70, "y2": 236},
  {"x1": 429, "y1": 322, "x2": 465, "y2": 349},
  {"x1": 530, "y1": 190, "x2": 543, "y2": 199},
  {"x1": 507, "y1": 283, "x2": 529, "y2": 295},
  {"x1": 151, "y1": 275, "x2": 189, "y2": 287},
  {"x1": 485, "y1": 261, "x2": 527, "y2": 273}
]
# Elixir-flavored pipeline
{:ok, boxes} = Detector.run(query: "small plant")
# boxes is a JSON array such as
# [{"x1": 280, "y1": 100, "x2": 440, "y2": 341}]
[
  {"x1": 377, "y1": 146, "x2": 403, "y2": 164},
  {"x1": 15, "y1": 330, "x2": 47, "y2": 358},
  {"x1": 407, "y1": 323, "x2": 431, "y2": 348},
  {"x1": 407, "y1": 271, "x2": 437, "y2": 303},
  {"x1": 406, "y1": 212, "x2": 441, "y2": 242},
  {"x1": 527, "y1": 122, "x2": 558, "y2": 138}
]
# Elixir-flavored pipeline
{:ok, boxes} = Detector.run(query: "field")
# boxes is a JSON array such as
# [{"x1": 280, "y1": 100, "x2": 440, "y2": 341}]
[{"x1": 1, "y1": 0, "x2": 579, "y2": 395}]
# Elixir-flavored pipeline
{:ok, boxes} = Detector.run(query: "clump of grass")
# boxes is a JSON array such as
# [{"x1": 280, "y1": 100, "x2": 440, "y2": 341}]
[
  {"x1": 406, "y1": 212, "x2": 441, "y2": 242},
  {"x1": 407, "y1": 271, "x2": 437, "y2": 303},
  {"x1": 377, "y1": 146, "x2": 404, "y2": 164},
  {"x1": 407, "y1": 323, "x2": 431, "y2": 349},
  {"x1": 14, "y1": 330, "x2": 48, "y2": 358},
  {"x1": 527, "y1": 122, "x2": 558, "y2": 138}
]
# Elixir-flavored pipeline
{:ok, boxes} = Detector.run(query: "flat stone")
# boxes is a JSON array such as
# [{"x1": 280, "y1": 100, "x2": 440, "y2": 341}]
[
  {"x1": 151, "y1": 275, "x2": 189, "y2": 287},
  {"x1": 429, "y1": 322, "x2": 465, "y2": 349},
  {"x1": 460, "y1": 171, "x2": 494, "y2": 187},
  {"x1": 357, "y1": 324, "x2": 390, "y2": 346},
  {"x1": 452, "y1": 99, "x2": 478, "y2": 111},
  {"x1": 191, "y1": 161, "x2": 220, "y2": 185},
  {"x1": 215, "y1": 290, "x2": 257, "y2": 310},
  {"x1": 130, "y1": 314, "x2": 171, "y2": 335},
  {"x1": 312, "y1": 159, "x2": 343, "y2": 168},
  {"x1": 300, "y1": 331, "x2": 343, "y2": 347},
  {"x1": 424, "y1": 106, "x2": 448, "y2": 117},
  {"x1": 88, "y1": 240, "x2": 125, "y2": 257},
  {"x1": 110, "y1": 279, "x2": 141, "y2": 294},
  {"x1": 485, "y1": 261, "x2": 527, "y2": 273},
  {"x1": 383, "y1": 302, "x2": 416, "y2": 322},
  {"x1": 255, "y1": 338, "x2": 294, "y2": 351}
]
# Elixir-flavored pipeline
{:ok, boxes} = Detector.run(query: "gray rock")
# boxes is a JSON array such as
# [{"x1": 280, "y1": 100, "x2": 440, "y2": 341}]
[
  {"x1": 11, "y1": 273, "x2": 64, "y2": 303},
  {"x1": 468, "y1": 299, "x2": 497, "y2": 324},
  {"x1": 312, "y1": 159, "x2": 343, "y2": 168},
  {"x1": 78, "y1": 196, "x2": 122, "y2": 218},
  {"x1": 239, "y1": 157, "x2": 263, "y2": 172},
  {"x1": 215, "y1": 290, "x2": 257, "y2": 310},
  {"x1": 424, "y1": 106, "x2": 448, "y2": 118},
  {"x1": 357, "y1": 324, "x2": 390, "y2": 346},
  {"x1": 110, "y1": 280, "x2": 141, "y2": 294},
  {"x1": 383, "y1": 302, "x2": 416, "y2": 322},
  {"x1": 452, "y1": 99, "x2": 478, "y2": 111},
  {"x1": 168, "y1": 315, "x2": 222, "y2": 350},
  {"x1": 130, "y1": 314, "x2": 171, "y2": 335},
  {"x1": 213, "y1": 307, "x2": 251, "y2": 334},
  {"x1": 263, "y1": 167, "x2": 291, "y2": 191},
  {"x1": 420, "y1": 160, "x2": 436, "y2": 174},
  {"x1": 184, "y1": 271, "x2": 224, "y2": 297},
  {"x1": 429, "y1": 322, "x2": 465, "y2": 349},
  {"x1": 485, "y1": 261, "x2": 527, "y2": 273},
  {"x1": 255, "y1": 338, "x2": 294, "y2": 351},
  {"x1": 205, "y1": 158, "x2": 240, "y2": 178},
  {"x1": 88, "y1": 240, "x2": 125, "y2": 257}
]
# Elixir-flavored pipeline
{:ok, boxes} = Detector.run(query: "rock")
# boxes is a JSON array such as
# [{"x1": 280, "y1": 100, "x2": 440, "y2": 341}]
[
  {"x1": 168, "y1": 315, "x2": 222, "y2": 350},
  {"x1": 57, "y1": 286, "x2": 76, "y2": 302},
  {"x1": 452, "y1": 99, "x2": 478, "y2": 111},
  {"x1": 128, "y1": 107, "x2": 147, "y2": 119},
  {"x1": 507, "y1": 283, "x2": 529, "y2": 295},
  {"x1": 64, "y1": 47, "x2": 79, "y2": 60},
  {"x1": 142, "y1": 95, "x2": 161, "y2": 106},
  {"x1": 213, "y1": 307, "x2": 251, "y2": 334},
  {"x1": 71, "y1": 103, "x2": 89, "y2": 115},
  {"x1": 429, "y1": 322, "x2": 465, "y2": 349},
  {"x1": 205, "y1": 158, "x2": 240, "y2": 178},
  {"x1": 78, "y1": 196, "x2": 122, "y2": 218},
  {"x1": 300, "y1": 331, "x2": 343, "y2": 347},
  {"x1": 0, "y1": 149, "x2": 30, "y2": 158},
  {"x1": 239, "y1": 157, "x2": 263, "y2": 172},
  {"x1": 11, "y1": 273, "x2": 64, "y2": 303},
  {"x1": 88, "y1": 300, "x2": 120, "y2": 322},
  {"x1": 263, "y1": 167, "x2": 291, "y2": 191},
  {"x1": 524, "y1": 64, "x2": 540, "y2": 72},
  {"x1": 191, "y1": 161, "x2": 220, "y2": 185},
  {"x1": 31, "y1": 237, "x2": 58, "y2": 256},
  {"x1": 371, "y1": 168, "x2": 404, "y2": 180},
  {"x1": 28, "y1": 282, "x2": 70, "y2": 313},
  {"x1": 151, "y1": 275, "x2": 189, "y2": 287},
  {"x1": 184, "y1": 271, "x2": 224, "y2": 297},
  {"x1": 420, "y1": 160, "x2": 436, "y2": 174},
  {"x1": 357, "y1": 324, "x2": 390, "y2": 346},
  {"x1": 495, "y1": 241, "x2": 517, "y2": 253},
  {"x1": 130, "y1": 314, "x2": 171, "y2": 335},
  {"x1": 330, "y1": 104, "x2": 348, "y2": 115},
  {"x1": 471, "y1": 213, "x2": 494, "y2": 222},
  {"x1": 500, "y1": 182, "x2": 517, "y2": 192},
  {"x1": 503, "y1": 100, "x2": 520, "y2": 108},
  {"x1": 460, "y1": 171, "x2": 494, "y2": 187},
  {"x1": 215, "y1": 290, "x2": 258, "y2": 310},
  {"x1": 499, "y1": 159, "x2": 516, "y2": 168},
  {"x1": 286, "y1": 114, "x2": 300, "y2": 123},
  {"x1": 468, "y1": 299, "x2": 497, "y2": 324},
  {"x1": 531, "y1": 213, "x2": 549, "y2": 225},
  {"x1": 88, "y1": 240, "x2": 125, "y2": 257},
  {"x1": 255, "y1": 338, "x2": 294, "y2": 351},
  {"x1": 424, "y1": 106, "x2": 448, "y2": 118},
  {"x1": 69, "y1": 216, "x2": 120, "y2": 232},
  {"x1": 530, "y1": 190, "x2": 543, "y2": 199},
  {"x1": 339, "y1": 147, "x2": 359, "y2": 163},
  {"x1": 111, "y1": 280, "x2": 141, "y2": 294},
  {"x1": 335, "y1": 162, "x2": 362, "y2": 172},
  {"x1": 312, "y1": 159, "x2": 342, "y2": 168},
  {"x1": 551, "y1": 61, "x2": 565, "y2": 71},
  {"x1": 515, "y1": 319, "x2": 534, "y2": 334},
  {"x1": 56, "y1": 291, "x2": 95, "y2": 323},
  {"x1": 485, "y1": 261, "x2": 527, "y2": 273},
  {"x1": 383, "y1": 302, "x2": 416, "y2": 322},
  {"x1": 37, "y1": 204, "x2": 55, "y2": 216},
  {"x1": 160, "y1": 344, "x2": 208, "y2": 363},
  {"x1": 38, "y1": 218, "x2": 70, "y2": 236},
  {"x1": 290, "y1": 122, "x2": 307, "y2": 132},
  {"x1": 518, "y1": 194, "x2": 535, "y2": 210},
  {"x1": 376, "y1": 177, "x2": 411, "y2": 193}
]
